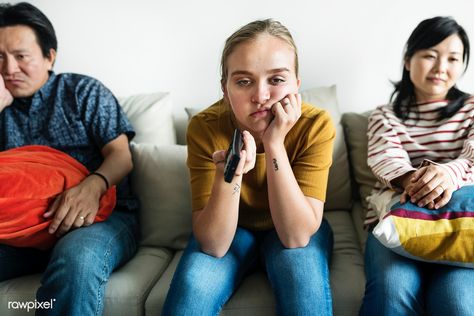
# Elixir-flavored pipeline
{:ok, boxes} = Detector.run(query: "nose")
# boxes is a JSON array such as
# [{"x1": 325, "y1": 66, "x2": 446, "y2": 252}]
[
  {"x1": 434, "y1": 58, "x2": 448, "y2": 74},
  {"x1": 251, "y1": 82, "x2": 270, "y2": 105}
]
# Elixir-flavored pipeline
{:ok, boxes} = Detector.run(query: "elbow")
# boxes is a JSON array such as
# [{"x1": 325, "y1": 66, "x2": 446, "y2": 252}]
[
  {"x1": 127, "y1": 156, "x2": 134, "y2": 174},
  {"x1": 202, "y1": 249, "x2": 227, "y2": 258},
  {"x1": 280, "y1": 235, "x2": 311, "y2": 249},
  {"x1": 279, "y1": 224, "x2": 320, "y2": 249},
  {"x1": 199, "y1": 244, "x2": 228, "y2": 258}
]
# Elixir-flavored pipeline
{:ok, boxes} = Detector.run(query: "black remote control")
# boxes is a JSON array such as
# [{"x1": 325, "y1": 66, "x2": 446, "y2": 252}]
[{"x1": 224, "y1": 129, "x2": 243, "y2": 183}]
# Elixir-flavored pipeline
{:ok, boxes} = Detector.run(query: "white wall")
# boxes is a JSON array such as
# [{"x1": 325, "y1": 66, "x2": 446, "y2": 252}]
[{"x1": 28, "y1": 0, "x2": 474, "y2": 116}]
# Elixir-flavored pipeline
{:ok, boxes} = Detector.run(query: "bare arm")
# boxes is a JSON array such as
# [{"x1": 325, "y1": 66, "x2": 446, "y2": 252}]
[
  {"x1": 192, "y1": 131, "x2": 256, "y2": 258},
  {"x1": 261, "y1": 94, "x2": 322, "y2": 248},
  {"x1": 46, "y1": 134, "x2": 132, "y2": 236},
  {"x1": 265, "y1": 141, "x2": 323, "y2": 248}
]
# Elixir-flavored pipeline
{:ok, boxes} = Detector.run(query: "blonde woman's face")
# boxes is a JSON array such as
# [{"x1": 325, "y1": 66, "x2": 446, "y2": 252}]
[
  {"x1": 406, "y1": 34, "x2": 464, "y2": 102},
  {"x1": 223, "y1": 34, "x2": 300, "y2": 139}
]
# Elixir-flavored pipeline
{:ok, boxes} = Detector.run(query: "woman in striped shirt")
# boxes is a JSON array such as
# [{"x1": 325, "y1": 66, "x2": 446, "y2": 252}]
[{"x1": 360, "y1": 16, "x2": 474, "y2": 315}]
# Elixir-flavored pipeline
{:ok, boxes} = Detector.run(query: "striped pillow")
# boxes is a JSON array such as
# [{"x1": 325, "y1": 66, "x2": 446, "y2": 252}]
[{"x1": 373, "y1": 185, "x2": 474, "y2": 267}]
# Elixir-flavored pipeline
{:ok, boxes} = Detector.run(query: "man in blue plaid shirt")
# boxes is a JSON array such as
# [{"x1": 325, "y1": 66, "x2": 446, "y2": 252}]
[{"x1": 0, "y1": 3, "x2": 139, "y2": 315}]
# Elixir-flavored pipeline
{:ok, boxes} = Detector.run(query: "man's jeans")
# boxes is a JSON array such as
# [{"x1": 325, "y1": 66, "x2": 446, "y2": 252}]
[
  {"x1": 0, "y1": 211, "x2": 138, "y2": 316},
  {"x1": 163, "y1": 219, "x2": 334, "y2": 316},
  {"x1": 360, "y1": 233, "x2": 474, "y2": 316}
]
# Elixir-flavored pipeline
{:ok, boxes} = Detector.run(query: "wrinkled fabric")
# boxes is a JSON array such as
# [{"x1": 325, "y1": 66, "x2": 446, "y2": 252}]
[{"x1": 0, "y1": 145, "x2": 116, "y2": 249}]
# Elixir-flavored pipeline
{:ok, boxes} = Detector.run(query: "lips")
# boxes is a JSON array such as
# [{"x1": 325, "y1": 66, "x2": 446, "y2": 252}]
[
  {"x1": 250, "y1": 108, "x2": 271, "y2": 117},
  {"x1": 427, "y1": 77, "x2": 445, "y2": 84}
]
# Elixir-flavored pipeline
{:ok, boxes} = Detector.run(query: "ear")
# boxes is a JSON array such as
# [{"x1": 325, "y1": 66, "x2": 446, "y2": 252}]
[
  {"x1": 297, "y1": 78, "x2": 301, "y2": 89},
  {"x1": 221, "y1": 80, "x2": 229, "y2": 103},
  {"x1": 46, "y1": 48, "x2": 56, "y2": 70},
  {"x1": 404, "y1": 58, "x2": 411, "y2": 72}
]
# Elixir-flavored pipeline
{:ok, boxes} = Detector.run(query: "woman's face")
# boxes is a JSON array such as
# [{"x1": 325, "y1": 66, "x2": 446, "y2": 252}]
[
  {"x1": 406, "y1": 34, "x2": 464, "y2": 103},
  {"x1": 223, "y1": 34, "x2": 300, "y2": 140}
]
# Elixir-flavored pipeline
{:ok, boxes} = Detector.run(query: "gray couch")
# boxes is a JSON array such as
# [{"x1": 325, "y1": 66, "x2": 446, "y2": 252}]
[{"x1": 0, "y1": 87, "x2": 373, "y2": 315}]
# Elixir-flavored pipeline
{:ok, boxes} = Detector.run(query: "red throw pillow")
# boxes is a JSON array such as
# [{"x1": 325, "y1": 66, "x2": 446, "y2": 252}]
[{"x1": 0, "y1": 145, "x2": 116, "y2": 250}]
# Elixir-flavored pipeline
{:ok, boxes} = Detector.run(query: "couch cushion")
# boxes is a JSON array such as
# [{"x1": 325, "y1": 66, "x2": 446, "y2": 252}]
[
  {"x1": 119, "y1": 92, "x2": 176, "y2": 145},
  {"x1": 145, "y1": 211, "x2": 364, "y2": 316},
  {"x1": 340, "y1": 112, "x2": 377, "y2": 209},
  {"x1": 0, "y1": 246, "x2": 171, "y2": 316},
  {"x1": 130, "y1": 143, "x2": 192, "y2": 249},
  {"x1": 301, "y1": 85, "x2": 352, "y2": 211}
]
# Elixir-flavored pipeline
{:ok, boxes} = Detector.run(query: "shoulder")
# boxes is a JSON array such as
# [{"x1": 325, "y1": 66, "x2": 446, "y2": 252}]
[
  {"x1": 464, "y1": 95, "x2": 474, "y2": 105},
  {"x1": 55, "y1": 73, "x2": 112, "y2": 96},
  {"x1": 299, "y1": 102, "x2": 332, "y2": 124},
  {"x1": 188, "y1": 99, "x2": 230, "y2": 131},
  {"x1": 187, "y1": 99, "x2": 233, "y2": 146},
  {"x1": 290, "y1": 102, "x2": 335, "y2": 141},
  {"x1": 368, "y1": 104, "x2": 397, "y2": 122}
]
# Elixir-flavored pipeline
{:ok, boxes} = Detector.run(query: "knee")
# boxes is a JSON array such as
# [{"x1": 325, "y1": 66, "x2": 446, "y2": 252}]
[{"x1": 49, "y1": 239, "x2": 105, "y2": 278}]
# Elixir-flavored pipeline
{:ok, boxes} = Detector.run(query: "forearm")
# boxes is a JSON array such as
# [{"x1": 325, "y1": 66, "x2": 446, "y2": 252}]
[
  {"x1": 193, "y1": 168, "x2": 242, "y2": 257},
  {"x1": 85, "y1": 135, "x2": 133, "y2": 194},
  {"x1": 265, "y1": 142, "x2": 321, "y2": 248}
]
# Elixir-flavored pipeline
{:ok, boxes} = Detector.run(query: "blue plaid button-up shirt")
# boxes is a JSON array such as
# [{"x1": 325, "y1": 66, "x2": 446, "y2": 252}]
[{"x1": 0, "y1": 72, "x2": 139, "y2": 212}]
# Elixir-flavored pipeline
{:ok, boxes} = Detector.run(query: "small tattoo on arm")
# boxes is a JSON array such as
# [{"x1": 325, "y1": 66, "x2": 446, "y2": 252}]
[
  {"x1": 272, "y1": 158, "x2": 279, "y2": 171},
  {"x1": 233, "y1": 183, "x2": 241, "y2": 195}
]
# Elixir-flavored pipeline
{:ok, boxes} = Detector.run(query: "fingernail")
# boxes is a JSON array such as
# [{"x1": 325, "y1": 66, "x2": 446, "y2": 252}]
[{"x1": 418, "y1": 203, "x2": 423, "y2": 207}]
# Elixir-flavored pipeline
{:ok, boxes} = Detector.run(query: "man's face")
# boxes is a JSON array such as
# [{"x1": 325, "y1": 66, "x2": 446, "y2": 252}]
[{"x1": 0, "y1": 25, "x2": 55, "y2": 98}]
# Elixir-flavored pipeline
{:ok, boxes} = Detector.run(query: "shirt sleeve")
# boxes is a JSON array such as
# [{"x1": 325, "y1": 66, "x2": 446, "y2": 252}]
[
  {"x1": 77, "y1": 77, "x2": 135, "y2": 148},
  {"x1": 438, "y1": 102, "x2": 474, "y2": 189},
  {"x1": 186, "y1": 116, "x2": 219, "y2": 211},
  {"x1": 292, "y1": 109, "x2": 335, "y2": 201},
  {"x1": 367, "y1": 106, "x2": 416, "y2": 188}
]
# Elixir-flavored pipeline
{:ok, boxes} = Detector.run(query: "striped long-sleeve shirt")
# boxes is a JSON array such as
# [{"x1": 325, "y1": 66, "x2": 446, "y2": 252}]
[{"x1": 365, "y1": 97, "x2": 474, "y2": 224}]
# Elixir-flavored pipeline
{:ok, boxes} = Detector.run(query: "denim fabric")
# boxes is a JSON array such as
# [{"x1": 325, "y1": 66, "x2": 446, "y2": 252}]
[
  {"x1": 0, "y1": 72, "x2": 138, "y2": 212},
  {"x1": 163, "y1": 219, "x2": 333, "y2": 316},
  {"x1": 360, "y1": 233, "x2": 474, "y2": 316},
  {"x1": 0, "y1": 211, "x2": 138, "y2": 316}
]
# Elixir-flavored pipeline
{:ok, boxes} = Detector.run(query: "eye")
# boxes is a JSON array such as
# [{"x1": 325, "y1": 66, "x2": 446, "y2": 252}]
[
  {"x1": 424, "y1": 54, "x2": 436, "y2": 60},
  {"x1": 449, "y1": 57, "x2": 460, "y2": 62},
  {"x1": 16, "y1": 54, "x2": 25, "y2": 60},
  {"x1": 236, "y1": 79, "x2": 251, "y2": 86},
  {"x1": 270, "y1": 77, "x2": 285, "y2": 85}
]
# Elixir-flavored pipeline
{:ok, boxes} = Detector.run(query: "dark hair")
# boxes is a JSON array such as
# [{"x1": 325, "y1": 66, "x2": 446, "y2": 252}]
[
  {"x1": 391, "y1": 16, "x2": 470, "y2": 120},
  {"x1": 0, "y1": 2, "x2": 57, "y2": 59}
]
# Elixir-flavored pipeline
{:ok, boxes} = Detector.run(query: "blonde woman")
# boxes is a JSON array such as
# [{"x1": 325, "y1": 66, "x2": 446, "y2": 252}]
[{"x1": 163, "y1": 19, "x2": 335, "y2": 315}]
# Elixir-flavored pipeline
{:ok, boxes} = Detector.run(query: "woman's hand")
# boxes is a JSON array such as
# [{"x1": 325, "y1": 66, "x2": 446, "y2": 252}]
[
  {"x1": 262, "y1": 93, "x2": 302, "y2": 147},
  {"x1": 403, "y1": 164, "x2": 455, "y2": 209},
  {"x1": 213, "y1": 130, "x2": 256, "y2": 176}
]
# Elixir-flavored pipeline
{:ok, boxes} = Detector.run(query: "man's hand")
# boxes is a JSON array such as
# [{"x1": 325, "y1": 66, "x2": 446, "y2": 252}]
[
  {"x1": 0, "y1": 76, "x2": 13, "y2": 112},
  {"x1": 45, "y1": 175, "x2": 106, "y2": 237}
]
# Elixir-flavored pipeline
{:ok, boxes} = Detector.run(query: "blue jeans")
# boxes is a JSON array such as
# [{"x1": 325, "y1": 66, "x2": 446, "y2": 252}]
[
  {"x1": 163, "y1": 219, "x2": 333, "y2": 316},
  {"x1": 360, "y1": 233, "x2": 474, "y2": 316},
  {"x1": 0, "y1": 211, "x2": 138, "y2": 316}
]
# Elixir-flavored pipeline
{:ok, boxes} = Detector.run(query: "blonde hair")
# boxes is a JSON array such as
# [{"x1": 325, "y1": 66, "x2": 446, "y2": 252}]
[{"x1": 220, "y1": 19, "x2": 299, "y2": 88}]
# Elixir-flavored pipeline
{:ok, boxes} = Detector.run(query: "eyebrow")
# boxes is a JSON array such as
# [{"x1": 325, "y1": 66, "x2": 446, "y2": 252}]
[
  {"x1": 427, "y1": 48, "x2": 462, "y2": 55},
  {"x1": 230, "y1": 67, "x2": 290, "y2": 77}
]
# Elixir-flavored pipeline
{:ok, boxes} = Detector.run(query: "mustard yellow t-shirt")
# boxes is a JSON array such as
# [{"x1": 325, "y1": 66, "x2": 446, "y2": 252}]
[{"x1": 186, "y1": 99, "x2": 335, "y2": 231}]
